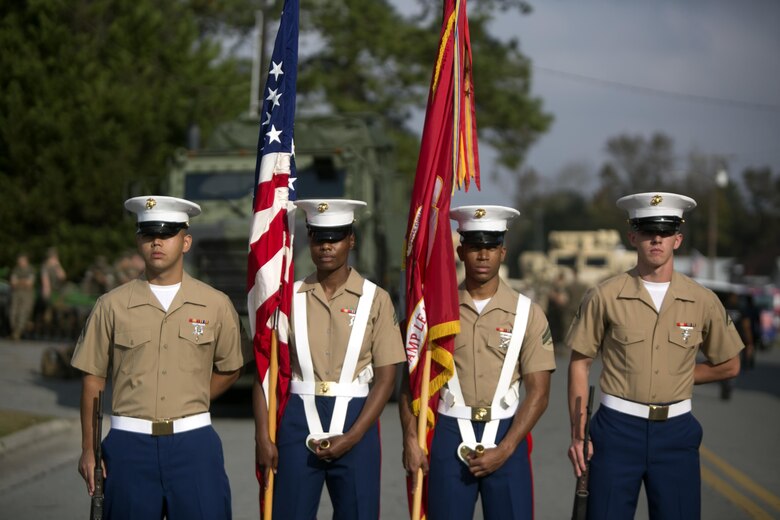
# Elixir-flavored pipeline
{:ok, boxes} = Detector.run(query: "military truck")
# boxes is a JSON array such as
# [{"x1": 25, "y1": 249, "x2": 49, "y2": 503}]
[
  {"x1": 518, "y1": 230, "x2": 636, "y2": 349},
  {"x1": 544, "y1": 230, "x2": 636, "y2": 287},
  {"x1": 165, "y1": 113, "x2": 409, "y2": 326},
  {"x1": 519, "y1": 230, "x2": 636, "y2": 290}
]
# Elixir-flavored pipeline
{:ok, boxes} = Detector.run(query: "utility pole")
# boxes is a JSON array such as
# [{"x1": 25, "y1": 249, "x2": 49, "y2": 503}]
[
  {"x1": 249, "y1": 1, "x2": 275, "y2": 118},
  {"x1": 249, "y1": 10, "x2": 263, "y2": 118},
  {"x1": 707, "y1": 165, "x2": 729, "y2": 280}
]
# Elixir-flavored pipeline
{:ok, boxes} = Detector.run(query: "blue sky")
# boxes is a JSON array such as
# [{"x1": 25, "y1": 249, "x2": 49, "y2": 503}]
[{"x1": 450, "y1": 0, "x2": 780, "y2": 208}]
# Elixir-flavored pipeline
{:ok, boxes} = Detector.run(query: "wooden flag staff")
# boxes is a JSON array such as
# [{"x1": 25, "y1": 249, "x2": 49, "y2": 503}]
[
  {"x1": 263, "y1": 329, "x2": 279, "y2": 520},
  {"x1": 412, "y1": 345, "x2": 432, "y2": 520}
]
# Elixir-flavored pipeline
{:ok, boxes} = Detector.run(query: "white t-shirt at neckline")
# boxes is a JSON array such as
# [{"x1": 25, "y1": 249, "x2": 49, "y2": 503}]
[
  {"x1": 149, "y1": 282, "x2": 181, "y2": 312},
  {"x1": 642, "y1": 280, "x2": 670, "y2": 312}
]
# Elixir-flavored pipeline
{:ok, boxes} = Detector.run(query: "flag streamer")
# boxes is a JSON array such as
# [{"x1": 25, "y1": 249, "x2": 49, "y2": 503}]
[{"x1": 404, "y1": 0, "x2": 480, "y2": 517}]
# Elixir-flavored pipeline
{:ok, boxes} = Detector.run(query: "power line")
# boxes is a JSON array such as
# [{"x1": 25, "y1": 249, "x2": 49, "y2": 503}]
[{"x1": 533, "y1": 65, "x2": 780, "y2": 113}]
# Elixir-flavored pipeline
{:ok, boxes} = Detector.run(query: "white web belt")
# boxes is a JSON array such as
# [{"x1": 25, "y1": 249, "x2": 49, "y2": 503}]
[
  {"x1": 438, "y1": 294, "x2": 531, "y2": 465},
  {"x1": 292, "y1": 280, "x2": 376, "y2": 452}
]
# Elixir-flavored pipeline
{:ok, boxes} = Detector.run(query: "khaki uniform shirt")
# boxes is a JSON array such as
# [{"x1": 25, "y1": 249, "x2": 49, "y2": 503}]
[
  {"x1": 455, "y1": 280, "x2": 556, "y2": 407},
  {"x1": 566, "y1": 269, "x2": 744, "y2": 403},
  {"x1": 291, "y1": 269, "x2": 405, "y2": 382},
  {"x1": 71, "y1": 272, "x2": 247, "y2": 420}
]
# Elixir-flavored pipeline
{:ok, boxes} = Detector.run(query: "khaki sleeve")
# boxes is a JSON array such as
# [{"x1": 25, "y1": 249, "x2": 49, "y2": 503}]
[
  {"x1": 565, "y1": 286, "x2": 605, "y2": 359},
  {"x1": 701, "y1": 293, "x2": 745, "y2": 364},
  {"x1": 213, "y1": 293, "x2": 248, "y2": 372},
  {"x1": 71, "y1": 297, "x2": 113, "y2": 377},
  {"x1": 520, "y1": 303, "x2": 557, "y2": 375},
  {"x1": 369, "y1": 289, "x2": 406, "y2": 368}
]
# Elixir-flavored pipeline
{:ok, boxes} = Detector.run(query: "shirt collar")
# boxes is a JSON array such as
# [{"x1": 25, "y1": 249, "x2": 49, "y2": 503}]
[
  {"x1": 618, "y1": 268, "x2": 696, "y2": 304},
  {"x1": 128, "y1": 271, "x2": 205, "y2": 309},
  {"x1": 459, "y1": 278, "x2": 516, "y2": 314},
  {"x1": 298, "y1": 268, "x2": 366, "y2": 300}
]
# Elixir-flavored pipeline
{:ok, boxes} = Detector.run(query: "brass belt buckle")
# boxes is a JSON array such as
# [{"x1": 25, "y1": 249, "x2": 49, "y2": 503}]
[
  {"x1": 648, "y1": 405, "x2": 669, "y2": 421},
  {"x1": 471, "y1": 406, "x2": 491, "y2": 422},
  {"x1": 316, "y1": 382, "x2": 333, "y2": 396},
  {"x1": 152, "y1": 419, "x2": 174, "y2": 436}
]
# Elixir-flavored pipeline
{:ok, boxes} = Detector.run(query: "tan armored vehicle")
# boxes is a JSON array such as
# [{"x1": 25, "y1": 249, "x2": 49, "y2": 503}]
[
  {"x1": 518, "y1": 230, "x2": 636, "y2": 348},
  {"x1": 544, "y1": 229, "x2": 636, "y2": 288}
]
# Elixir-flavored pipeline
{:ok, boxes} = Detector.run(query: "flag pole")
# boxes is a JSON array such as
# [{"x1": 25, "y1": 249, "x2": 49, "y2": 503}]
[
  {"x1": 412, "y1": 343, "x2": 433, "y2": 520},
  {"x1": 263, "y1": 326, "x2": 279, "y2": 519}
]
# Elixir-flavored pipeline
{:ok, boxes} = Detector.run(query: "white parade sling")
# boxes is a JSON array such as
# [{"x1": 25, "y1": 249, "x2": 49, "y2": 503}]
[
  {"x1": 291, "y1": 279, "x2": 377, "y2": 454},
  {"x1": 438, "y1": 294, "x2": 531, "y2": 465}
]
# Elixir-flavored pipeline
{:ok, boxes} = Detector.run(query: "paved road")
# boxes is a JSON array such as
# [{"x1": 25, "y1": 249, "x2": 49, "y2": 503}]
[{"x1": 1, "y1": 339, "x2": 779, "y2": 519}]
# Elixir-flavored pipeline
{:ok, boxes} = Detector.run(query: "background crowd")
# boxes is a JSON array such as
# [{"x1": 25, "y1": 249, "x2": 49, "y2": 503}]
[{"x1": 1, "y1": 247, "x2": 144, "y2": 341}]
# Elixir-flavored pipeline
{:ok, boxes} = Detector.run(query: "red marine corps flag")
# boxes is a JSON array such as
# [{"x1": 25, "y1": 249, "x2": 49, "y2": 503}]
[
  {"x1": 247, "y1": 0, "x2": 298, "y2": 517},
  {"x1": 404, "y1": 0, "x2": 480, "y2": 518}
]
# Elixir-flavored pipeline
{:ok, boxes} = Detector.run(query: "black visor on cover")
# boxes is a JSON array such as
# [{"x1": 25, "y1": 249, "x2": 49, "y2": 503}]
[
  {"x1": 137, "y1": 221, "x2": 188, "y2": 237},
  {"x1": 629, "y1": 216, "x2": 682, "y2": 234},
  {"x1": 459, "y1": 230, "x2": 505, "y2": 247},
  {"x1": 308, "y1": 224, "x2": 353, "y2": 243}
]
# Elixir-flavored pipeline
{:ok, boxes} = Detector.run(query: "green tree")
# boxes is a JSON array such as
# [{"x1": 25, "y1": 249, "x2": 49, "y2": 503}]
[
  {"x1": 675, "y1": 153, "x2": 740, "y2": 258},
  {"x1": 0, "y1": 0, "x2": 247, "y2": 276},
  {"x1": 507, "y1": 174, "x2": 589, "y2": 277},
  {"x1": 737, "y1": 166, "x2": 780, "y2": 275},
  {"x1": 507, "y1": 129, "x2": 780, "y2": 281},
  {"x1": 541, "y1": 131, "x2": 780, "y2": 279},
  {"x1": 594, "y1": 133, "x2": 677, "y2": 197},
  {"x1": 1, "y1": 0, "x2": 552, "y2": 278},
  {"x1": 293, "y1": 0, "x2": 552, "y2": 177},
  {"x1": 588, "y1": 133, "x2": 681, "y2": 243}
]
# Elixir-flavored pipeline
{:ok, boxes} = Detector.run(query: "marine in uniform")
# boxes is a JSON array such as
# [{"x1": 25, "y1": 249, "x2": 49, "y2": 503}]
[
  {"x1": 566, "y1": 192, "x2": 744, "y2": 520},
  {"x1": 40, "y1": 246, "x2": 67, "y2": 332},
  {"x1": 72, "y1": 196, "x2": 248, "y2": 520},
  {"x1": 253, "y1": 199, "x2": 405, "y2": 519},
  {"x1": 400, "y1": 205, "x2": 556, "y2": 520},
  {"x1": 9, "y1": 252, "x2": 36, "y2": 340}
]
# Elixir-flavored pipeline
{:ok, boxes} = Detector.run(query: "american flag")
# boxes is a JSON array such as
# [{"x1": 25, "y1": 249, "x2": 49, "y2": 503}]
[{"x1": 248, "y1": 0, "x2": 298, "y2": 426}]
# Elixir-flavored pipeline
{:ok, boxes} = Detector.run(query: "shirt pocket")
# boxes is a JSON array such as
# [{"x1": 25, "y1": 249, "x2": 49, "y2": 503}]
[
  {"x1": 452, "y1": 337, "x2": 472, "y2": 373},
  {"x1": 487, "y1": 329, "x2": 513, "y2": 351},
  {"x1": 177, "y1": 323, "x2": 215, "y2": 373},
  {"x1": 609, "y1": 326, "x2": 645, "y2": 375},
  {"x1": 667, "y1": 329, "x2": 702, "y2": 375},
  {"x1": 114, "y1": 329, "x2": 152, "y2": 375}
]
